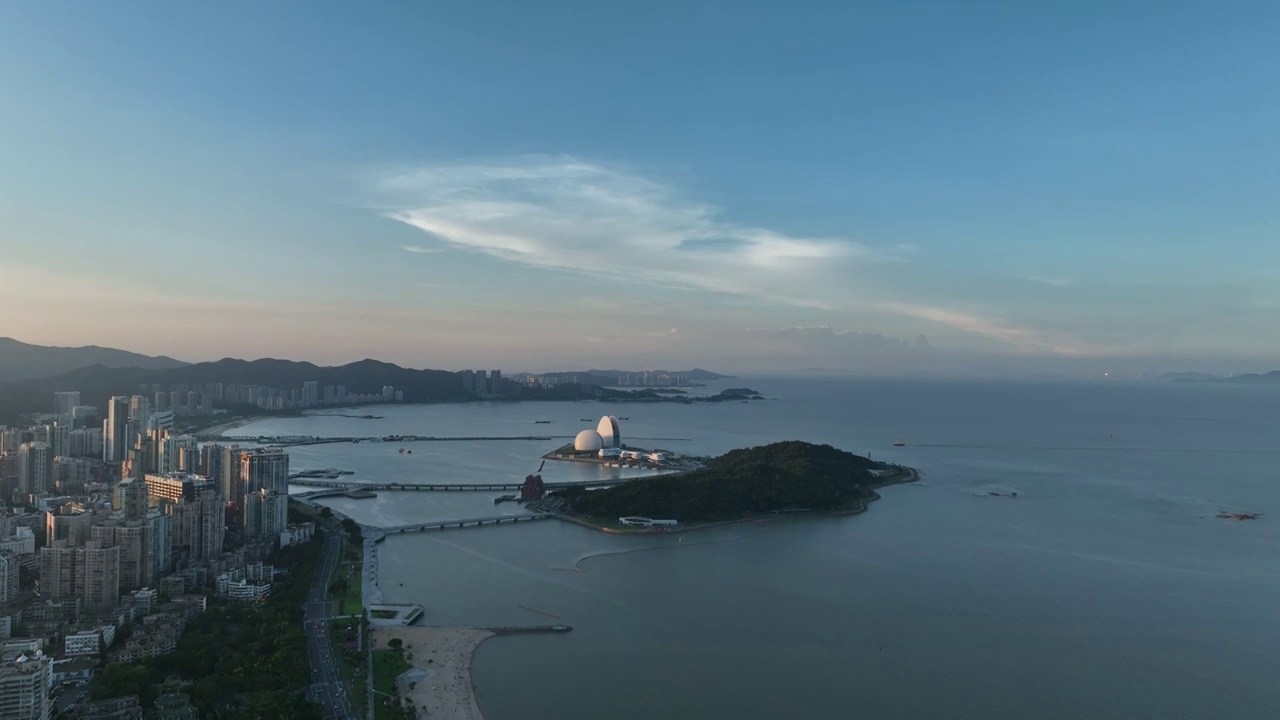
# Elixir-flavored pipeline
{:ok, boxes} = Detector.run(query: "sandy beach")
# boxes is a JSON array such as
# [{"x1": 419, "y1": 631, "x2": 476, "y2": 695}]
[
  {"x1": 199, "y1": 416, "x2": 264, "y2": 437},
  {"x1": 372, "y1": 626, "x2": 495, "y2": 720}
]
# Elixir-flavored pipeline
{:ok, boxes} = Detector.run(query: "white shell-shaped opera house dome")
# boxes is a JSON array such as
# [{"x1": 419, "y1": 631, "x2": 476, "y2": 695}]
[
  {"x1": 574, "y1": 430, "x2": 604, "y2": 452},
  {"x1": 596, "y1": 415, "x2": 621, "y2": 448}
]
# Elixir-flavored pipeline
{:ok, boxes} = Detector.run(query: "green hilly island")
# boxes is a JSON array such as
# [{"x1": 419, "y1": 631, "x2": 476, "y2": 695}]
[{"x1": 552, "y1": 441, "x2": 916, "y2": 526}]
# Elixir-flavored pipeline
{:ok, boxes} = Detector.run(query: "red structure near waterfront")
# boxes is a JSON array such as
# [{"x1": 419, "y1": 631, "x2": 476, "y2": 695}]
[{"x1": 521, "y1": 474, "x2": 545, "y2": 501}]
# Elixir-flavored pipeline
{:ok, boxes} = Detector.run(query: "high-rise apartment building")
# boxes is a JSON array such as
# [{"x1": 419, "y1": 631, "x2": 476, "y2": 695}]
[
  {"x1": 219, "y1": 445, "x2": 242, "y2": 510},
  {"x1": 45, "y1": 504, "x2": 95, "y2": 547},
  {"x1": 158, "y1": 434, "x2": 198, "y2": 475},
  {"x1": 0, "y1": 550, "x2": 19, "y2": 604},
  {"x1": 104, "y1": 396, "x2": 130, "y2": 464},
  {"x1": 0, "y1": 650, "x2": 52, "y2": 720},
  {"x1": 76, "y1": 540, "x2": 120, "y2": 610},
  {"x1": 122, "y1": 434, "x2": 157, "y2": 481},
  {"x1": 38, "y1": 541, "x2": 77, "y2": 600},
  {"x1": 92, "y1": 520, "x2": 151, "y2": 592},
  {"x1": 238, "y1": 449, "x2": 289, "y2": 540},
  {"x1": 114, "y1": 477, "x2": 149, "y2": 520},
  {"x1": 147, "y1": 508, "x2": 172, "y2": 579},
  {"x1": 302, "y1": 380, "x2": 320, "y2": 407},
  {"x1": 53, "y1": 391, "x2": 80, "y2": 417},
  {"x1": 39, "y1": 538, "x2": 120, "y2": 610},
  {"x1": 67, "y1": 428, "x2": 102, "y2": 458},
  {"x1": 147, "y1": 411, "x2": 174, "y2": 433},
  {"x1": 46, "y1": 423, "x2": 69, "y2": 459},
  {"x1": 128, "y1": 396, "x2": 151, "y2": 424},
  {"x1": 17, "y1": 443, "x2": 52, "y2": 495},
  {"x1": 145, "y1": 473, "x2": 222, "y2": 563}
]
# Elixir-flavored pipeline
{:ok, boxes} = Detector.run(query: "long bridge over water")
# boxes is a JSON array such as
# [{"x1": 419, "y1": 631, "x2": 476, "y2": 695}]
[
  {"x1": 292, "y1": 477, "x2": 632, "y2": 493},
  {"x1": 378, "y1": 513, "x2": 554, "y2": 534}
]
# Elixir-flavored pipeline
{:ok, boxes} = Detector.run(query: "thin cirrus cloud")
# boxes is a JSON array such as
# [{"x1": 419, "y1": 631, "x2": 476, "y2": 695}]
[
  {"x1": 399, "y1": 244, "x2": 441, "y2": 254},
  {"x1": 375, "y1": 155, "x2": 1096, "y2": 355}
]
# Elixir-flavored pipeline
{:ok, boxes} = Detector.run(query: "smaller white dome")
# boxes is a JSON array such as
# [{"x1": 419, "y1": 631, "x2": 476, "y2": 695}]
[{"x1": 574, "y1": 430, "x2": 604, "y2": 452}]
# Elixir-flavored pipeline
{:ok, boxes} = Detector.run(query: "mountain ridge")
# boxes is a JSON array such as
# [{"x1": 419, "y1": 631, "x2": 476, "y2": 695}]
[{"x1": 0, "y1": 337, "x2": 187, "y2": 383}]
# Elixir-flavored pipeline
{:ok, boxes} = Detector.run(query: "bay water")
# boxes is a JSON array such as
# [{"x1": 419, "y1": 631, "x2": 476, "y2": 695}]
[{"x1": 255, "y1": 378, "x2": 1279, "y2": 719}]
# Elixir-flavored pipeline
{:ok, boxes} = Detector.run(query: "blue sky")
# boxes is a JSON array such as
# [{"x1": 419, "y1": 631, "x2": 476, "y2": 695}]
[{"x1": 1, "y1": 1, "x2": 1277, "y2": 373}]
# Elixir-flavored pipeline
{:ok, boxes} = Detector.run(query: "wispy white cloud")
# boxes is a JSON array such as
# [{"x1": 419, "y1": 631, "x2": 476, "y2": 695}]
[
  {"x1": 875, "y1": 301, "x2": 1103, "y2": 356},
  {"x1": 399, "y1": 244, "x2": 441, "y2": 254},
  {"x1": 374, "y1": 155, "x2": 1100, "y2": 355}
]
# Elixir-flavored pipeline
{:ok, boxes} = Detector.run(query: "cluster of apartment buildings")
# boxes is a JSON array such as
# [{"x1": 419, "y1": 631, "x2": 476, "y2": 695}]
[
  {"x1": 0, "y1": 383, "x2": 404, "y2": 506},
  {"x1": 0, "y1": 391, "x2": 322, "y2": 718},
  {"x1": 459, "y1": 369, "x2": 514, "y2": 396}
]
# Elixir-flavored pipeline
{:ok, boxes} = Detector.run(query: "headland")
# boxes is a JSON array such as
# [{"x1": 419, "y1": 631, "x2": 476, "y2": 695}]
[{"x1": 540, "y1": 440, "x2": 918, "y2": 533}]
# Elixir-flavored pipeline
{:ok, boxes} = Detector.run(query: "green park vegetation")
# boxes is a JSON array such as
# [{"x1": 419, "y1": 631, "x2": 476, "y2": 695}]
[
  {"x1": 88, "y1": 536, "x2": 325, "y2": 719},
  {"x1": 556, "y1": 440, "x2": 909, "y2": 524},
  {"x1": 373, "y1": 642, "x2": 416, "y2": 720},
  {"x1": 330, "y1": 562, "x2": 363, "y2": 617}
]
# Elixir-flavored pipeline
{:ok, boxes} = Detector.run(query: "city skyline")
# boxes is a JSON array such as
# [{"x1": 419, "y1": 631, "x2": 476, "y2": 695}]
[{"x1": 3, "y1": 2, "x2": 1278, "y2": 375}]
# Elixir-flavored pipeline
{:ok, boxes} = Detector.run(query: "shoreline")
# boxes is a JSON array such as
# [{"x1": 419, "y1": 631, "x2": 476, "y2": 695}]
[
  {"x1": 372, "y1": 625, "x2": 495, "y2": 720},
  {"x1": 555, "y1": 466, "x2": 921, "y2": 535}
]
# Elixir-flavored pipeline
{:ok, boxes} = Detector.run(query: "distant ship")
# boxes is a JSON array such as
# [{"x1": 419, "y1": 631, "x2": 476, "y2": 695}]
[
  {"x1": 893, "y1": 442, "x2": 906, "y2": 447},
  {"x1": 399, "y1": 448, "x2": 412, "y2": 454},
  {"x1": 535, "y1": 420, "x2": 552, "y2": 424}
]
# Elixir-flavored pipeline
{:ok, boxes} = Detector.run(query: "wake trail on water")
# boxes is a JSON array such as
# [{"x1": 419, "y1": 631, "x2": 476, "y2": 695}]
[
  {"x1": 416, "y1": 534, "x2": 672, "y2": 632},
  {"x1": 568, "y1": 527, "x2": 779, "y2": 573}
]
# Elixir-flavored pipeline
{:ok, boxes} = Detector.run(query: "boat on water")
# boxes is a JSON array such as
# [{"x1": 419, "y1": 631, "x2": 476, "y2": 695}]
[
  {"x1": 398, "y1": 448, "x2": 412, "y2": 454},
  {"x1": 534, "y1": 420, "x2": 552, "y2": 424},
  {"x1": 893, "y1": 442, "x2": 906, "y2": 447}
]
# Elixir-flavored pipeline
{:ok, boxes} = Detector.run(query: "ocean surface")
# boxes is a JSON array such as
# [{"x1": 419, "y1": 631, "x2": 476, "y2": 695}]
[{"x1": 248, "y1": 377, "x2": 1280, "y2": 719}]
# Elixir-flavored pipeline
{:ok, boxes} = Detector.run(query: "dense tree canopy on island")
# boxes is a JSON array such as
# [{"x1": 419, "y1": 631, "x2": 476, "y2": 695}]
[{"x1": 556, "y1": 441, "x2": 890, "y2": 523}]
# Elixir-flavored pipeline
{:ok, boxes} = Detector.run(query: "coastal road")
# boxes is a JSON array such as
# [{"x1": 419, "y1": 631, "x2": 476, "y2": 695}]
[{"x1": 306, "y1": 529, "x2": 359, "y2": 720}]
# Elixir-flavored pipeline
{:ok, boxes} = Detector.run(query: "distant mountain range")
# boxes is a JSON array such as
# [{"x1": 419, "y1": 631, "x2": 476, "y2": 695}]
[
  {"x1": 0, "y1": 357, "x2": 468, "y2": 421},
  {"x1": 0, "y1": 337, "x2": 186, "y2": 383},
  {"x1": 0, "y1": 339, "x2": 738, "y2": 423}
]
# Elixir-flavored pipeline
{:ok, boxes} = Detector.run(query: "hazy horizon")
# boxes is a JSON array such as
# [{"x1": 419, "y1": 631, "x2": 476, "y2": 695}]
[
  {"x1": 3, "y1": 3, "x2": 1277, "y2": 375},
  {"x1": 5, "y1": 333, "x2": 1278, "y2": 380}
]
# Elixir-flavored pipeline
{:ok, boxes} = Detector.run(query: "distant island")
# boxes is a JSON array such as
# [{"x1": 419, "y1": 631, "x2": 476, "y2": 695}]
[
  {"x1": 1163, "y1": 370, "x2": 1280, "y2": 384},
  {"x1": 511, "y1": 368, "x2": 732, "y2": 388},
  {"x1": 546, "y1": 441, "x2": 917, "y2": 529},
  {"x1": 598, "y1": 387, "x2": 764, "y2": 404}
]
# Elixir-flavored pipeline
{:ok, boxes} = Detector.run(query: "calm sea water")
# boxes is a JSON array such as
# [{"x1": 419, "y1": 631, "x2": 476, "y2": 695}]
[{"x1": 252, "y1": 378, "x2": 1280, "y2": 719}]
